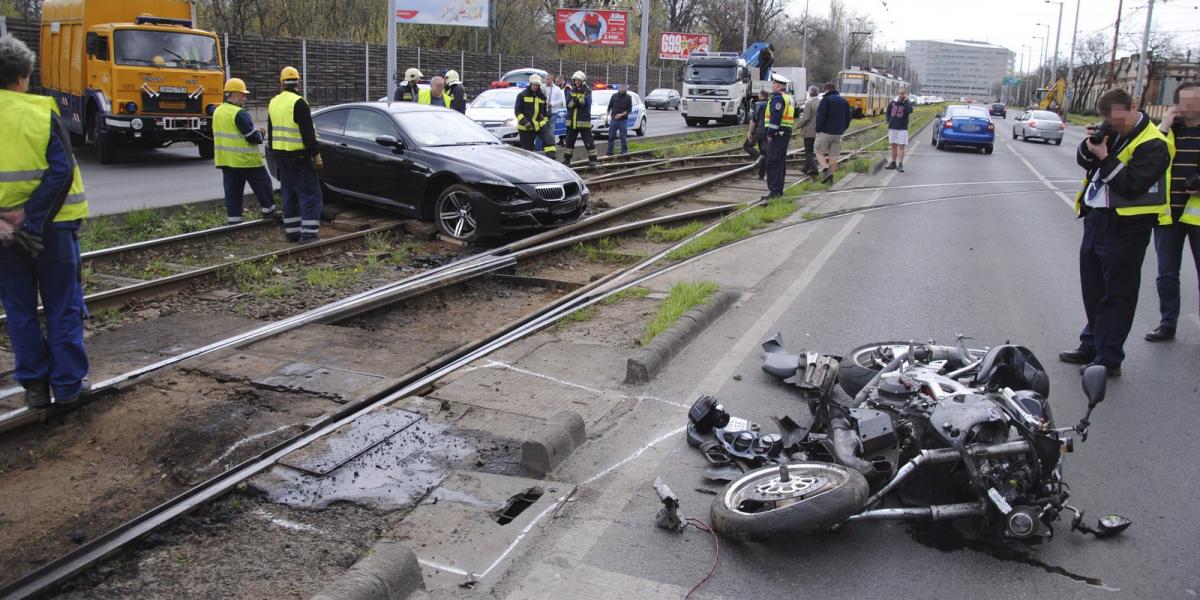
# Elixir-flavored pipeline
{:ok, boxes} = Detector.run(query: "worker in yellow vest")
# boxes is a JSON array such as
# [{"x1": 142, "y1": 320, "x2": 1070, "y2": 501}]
[
  {"x1": 418, "y1": 76, "x2": 452, "y2": 108},
  {"x1": 268, "y1": 66, "x2": 323, "y2": 243},
  {"x1": 0, "y1": 36, "x2": 90, "y2": 408},
  {"x1": 213, "y1": 78, "x2": 279, "y2": 224}
]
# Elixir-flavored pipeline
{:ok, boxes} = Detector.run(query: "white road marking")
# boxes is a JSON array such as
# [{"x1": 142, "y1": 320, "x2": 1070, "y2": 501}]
[
  {"x1": 1006, "y1": 137, "x2": 1077, "y2": 208},
  {"x1": 480, "y1": 360, "x2": 688, "y2": 409}
]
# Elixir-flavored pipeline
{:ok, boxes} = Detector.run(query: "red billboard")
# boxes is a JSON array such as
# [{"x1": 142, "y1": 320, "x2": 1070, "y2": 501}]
[
  {"x1": 555, "y1": 9, "x2": 628, "y2": 47},
  {"x1": 659, "y1": 32, "x2": 711, "y2": 60}
]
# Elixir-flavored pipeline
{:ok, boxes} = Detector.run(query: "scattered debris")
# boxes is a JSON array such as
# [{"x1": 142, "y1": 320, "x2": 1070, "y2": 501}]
[{"x1": 652, "y1": 477, "x2": 683, "y2": 532}]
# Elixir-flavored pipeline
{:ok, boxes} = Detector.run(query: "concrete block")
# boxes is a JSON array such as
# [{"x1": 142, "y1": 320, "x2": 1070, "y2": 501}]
[
  {"x1": 331, "y1": 218, "x2": 372, "y2": 232},
  {"x1": 626, "y1": 290, "x2": 739, "y2": 384},
  {"x1": 521, "y1": 410, "x2": 586, "y2": 477},
  {"x1": 404, "y1": 221, "x2": 439, "y2": 240},
  {"x1": 311, "y1": 539, "x2": 424, "y2": 600}
]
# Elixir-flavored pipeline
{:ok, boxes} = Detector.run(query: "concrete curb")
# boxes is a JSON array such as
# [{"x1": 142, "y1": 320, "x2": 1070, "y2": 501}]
[
  {"x1": 521, "y1": 410, "x2": 587, "y2": 477},
  {"x1": 625, "y1": 289, "x2": 740, "y2": 384},
  {"x1": 310, "y1": 539, "x2": 424, "y2": 600}
]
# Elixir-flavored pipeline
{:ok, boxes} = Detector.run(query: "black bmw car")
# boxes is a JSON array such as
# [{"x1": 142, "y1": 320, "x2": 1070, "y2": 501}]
[{"x1": 309, "y1": 102, "x2": 589, "y2": 242}]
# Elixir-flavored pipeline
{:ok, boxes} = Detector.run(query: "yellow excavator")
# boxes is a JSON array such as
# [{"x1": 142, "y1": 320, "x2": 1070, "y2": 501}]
[{"x1": 1035, "y1": 79, "x2": 1066, "y2": 111}]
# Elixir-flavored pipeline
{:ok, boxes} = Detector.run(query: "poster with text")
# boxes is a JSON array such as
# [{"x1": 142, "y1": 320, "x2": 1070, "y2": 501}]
[
  {"x1": 555, "y1": 9, "x2": 628, "y2": 46},
  {"x1": 659, "y1": 32, "x2": 711, "y2": 60},
  {"x1": 395, "y1": 0, "x2": 489, "y2": 28}
]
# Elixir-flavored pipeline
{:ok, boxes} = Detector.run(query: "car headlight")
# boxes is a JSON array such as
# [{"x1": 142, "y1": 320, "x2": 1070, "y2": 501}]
[
  {"x1": 131, "y1": 118, "x2": 144, "y2": 131},
  {"x1": 504, "y1": 117, "x2": 517, "y2": 127},
  {"x1": 477, "y1": 179, "x2": 514, "y2": 187}
]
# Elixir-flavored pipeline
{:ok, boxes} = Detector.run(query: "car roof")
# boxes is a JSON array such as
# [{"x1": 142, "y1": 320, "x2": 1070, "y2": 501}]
[{"x1": 316, "y1": 101, "x2": 449, "y2": 116}]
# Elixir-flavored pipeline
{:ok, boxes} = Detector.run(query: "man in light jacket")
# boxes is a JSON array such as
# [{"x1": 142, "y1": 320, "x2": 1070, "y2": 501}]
[{"x1": 793, "y1": 86, "x2": 822, "y2": 177}]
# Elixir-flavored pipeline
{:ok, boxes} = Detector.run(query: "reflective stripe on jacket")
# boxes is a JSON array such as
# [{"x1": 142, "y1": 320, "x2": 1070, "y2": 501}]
[
  {"x1": 766, "y1": 91, "x2": 795, "y2": 130},
  {"x1": 0, "y1": 89, "x2": 87, "y2": 221},
  {"x1": 213, "y1": 103, "x2": 264, "y2": 168},
  {"x1": 515, "y1": 88, "x2": 549, "y2": 132},
  {"x1": 566, "y1": 84, "x2": 592, "y2": 129},
  {"x1": 1075, "y1": 120, "x2": 1174, "y2": 225},
  {"x1": 269, "y1": 91, "x2": 305, "y2": 152}
]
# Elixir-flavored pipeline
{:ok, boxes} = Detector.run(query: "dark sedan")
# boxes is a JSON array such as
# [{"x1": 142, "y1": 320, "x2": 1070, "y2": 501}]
[
  {"x1": 644, "y1": 88, "x2": 681, "y2": 110},
  {"x1": 310, "y1": 102, "x2": 589, "y2": 242},
  {"x1": 989, "y1": 102, "x2": 1007, "y2": 118}
]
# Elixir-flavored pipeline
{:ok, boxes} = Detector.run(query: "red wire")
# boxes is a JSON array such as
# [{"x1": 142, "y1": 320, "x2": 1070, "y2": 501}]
[{"x1": 684, "y1": 517, "x2": 720, "y2": 599}]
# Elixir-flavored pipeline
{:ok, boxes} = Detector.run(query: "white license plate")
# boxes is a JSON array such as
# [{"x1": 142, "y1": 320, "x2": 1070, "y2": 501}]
[
  {"x1": 159, "y1": 86, "x2": 188, "y2": 94},
  {"x1": 960, "y1": 125, "x2": 979, "y2": 132}
]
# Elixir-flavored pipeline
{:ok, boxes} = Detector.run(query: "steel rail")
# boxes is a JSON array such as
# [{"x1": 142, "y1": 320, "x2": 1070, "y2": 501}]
[{"x1": 81, "y1": 219, "x2": 273, "y2": 264}]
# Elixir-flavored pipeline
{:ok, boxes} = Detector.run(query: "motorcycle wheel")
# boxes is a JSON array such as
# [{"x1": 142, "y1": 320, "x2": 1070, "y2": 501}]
[
  {"x1": 837, "y1": 341, "x2": 918, "y2": 398},
  {"x1": 710, "y1": 462, "x2": 868, "y2": 543}
]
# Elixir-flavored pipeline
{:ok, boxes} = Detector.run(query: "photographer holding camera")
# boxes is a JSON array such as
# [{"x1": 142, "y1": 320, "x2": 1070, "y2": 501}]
[
  {"x1": 1144, "y1": 81, "x2": 1200, "y2": 343},
  {"x1": 1059, "y1": 88, "x2": 1173, "y2": 378}
]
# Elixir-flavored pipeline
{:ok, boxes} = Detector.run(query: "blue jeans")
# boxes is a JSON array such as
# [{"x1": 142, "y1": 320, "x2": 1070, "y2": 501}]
[
  {"x1": 607, "y1": 118, "x2": 628, "y2": 155},
  {"x1": 0, "y1": 224, "x2": 89, "y2": 400},
  {"x1": 276, "y1": 153, "x2": 323, "y2": 239},
  {"x1": 1152, "y1": 221, "x2": 1200, "y2": 328},
  {"x1": 222, "y1": 166, "x2": 276, "y2": 224}
]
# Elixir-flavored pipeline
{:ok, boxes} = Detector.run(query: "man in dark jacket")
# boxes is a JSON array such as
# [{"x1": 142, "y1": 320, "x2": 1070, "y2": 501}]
[
  {"x1": 445, "y1": 70, "x2": 467, "y2": 113},
  {"x1": 606, "y1": 83, "x2": 633, "y2": 155},
  {"x1": 394, "y1": 68, "x2": 422, "y2": 102},
  {"x1": 758, "y1": 44, "x2": 774, "y2": 81},
  {"x1": 515, "y1": 74, "x2": 556, "y2": 160},
  {"x1": 814, "y1": 82, "x2": 851, "y2": 184},
  {"x1": 563, "y1": 71, "x2": 597, "y2": 166},
  {"x1": 745, "y1": 90, "x2": 770, "y2": 178},
  {"x1": 1058, "y1": 88, "x2": 1173, "y2": 378}
]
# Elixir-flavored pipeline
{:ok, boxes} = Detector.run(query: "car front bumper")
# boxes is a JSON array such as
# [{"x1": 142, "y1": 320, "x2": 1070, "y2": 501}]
[{"x1": 473, "y1": 181, "x2": 590, "y2": 236}]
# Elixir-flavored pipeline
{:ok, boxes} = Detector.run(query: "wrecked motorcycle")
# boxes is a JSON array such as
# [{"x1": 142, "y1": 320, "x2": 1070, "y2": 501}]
[{"x1": 691, "y1": 335, "x2": 1129, "y2": 543}]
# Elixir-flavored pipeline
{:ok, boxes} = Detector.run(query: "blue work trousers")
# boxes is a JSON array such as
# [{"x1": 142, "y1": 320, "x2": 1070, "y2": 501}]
[
  {"x1": 766, "y1": 129, "x2": 792, "y2": 196},
  {"x1": 1152, "y1": 221, "x2": 1200, "y2": 328},
  {"x1": 222, "y1": 166, "x2": 276, "y2": 224},
  {"x1": 276, "y1": 153, "x2": 323, "y2": 238},
  {"x1": 607, "y1": 118, "x2": 629, "y2": 155},
  {"x1": 0, "y1": 224, "x2": 89, "y2": 400},
  {"x1": 1077, "y1": 210, "x2": 1153, "y2": 368}
]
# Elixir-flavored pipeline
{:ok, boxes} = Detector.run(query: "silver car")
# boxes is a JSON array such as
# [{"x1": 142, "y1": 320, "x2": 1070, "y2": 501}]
[{"x1": 1012, "y1": 110, "x2": 1065, "y2": 145}]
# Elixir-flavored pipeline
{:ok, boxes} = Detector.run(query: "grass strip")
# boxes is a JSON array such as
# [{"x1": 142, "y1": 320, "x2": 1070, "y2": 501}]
[
  {"x1": 80, "y1": 205, "x2": 234, "y2": 253},
  {"x1": 666, "y1": 198, "x2": 799, "y2": 261},
  {"x1": 640, "y1": 281, "x2": 720, "y2": 345}
]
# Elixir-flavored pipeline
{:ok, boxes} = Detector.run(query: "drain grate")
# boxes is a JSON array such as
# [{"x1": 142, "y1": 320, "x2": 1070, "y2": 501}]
[{"x1": 493, "y1": 487, "x2": 545, "y2": 525}]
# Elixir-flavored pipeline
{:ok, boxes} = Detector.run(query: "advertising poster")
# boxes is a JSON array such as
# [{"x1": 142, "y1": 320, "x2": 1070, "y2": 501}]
[
  {"x1": 659, "y1": 32, "x2": 711, "y2": 60},
  {"x1": 395, "y1": 1, "x2": 490, "y2": 28},
  {"x1": 555, "y1": 9, "x2": 629, "y2": 47}
]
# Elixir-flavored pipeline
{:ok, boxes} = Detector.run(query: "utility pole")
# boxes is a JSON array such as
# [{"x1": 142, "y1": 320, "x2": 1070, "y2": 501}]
[
  {"x1": 1108, "y1": 0, "x2": 1123, "y2": 84},
  {"x1": 1065, "y1": 0, "x2": 1080, "y2": 116},
  {"x1": 386, "y1": 0, "x2": 396, "y2": 103},
  {"x1": 638, "y1": 0, "x2": 650, "y2": 96},
  {"x1": 801, "y1": 0, "x2": 810, "y2": 68},
  {"x1": 1134, "y1": 0, "x2": 1154, "y2": 103},
  {"x1": 1047, "y1": 0, "x2": 1063, "y2": 82},
  {"x1": 841, "y1": 23, "x2": 849, "y2": 71},
  {"x1": 742, "y1": 0, "x2": 749, "y2": 52}
]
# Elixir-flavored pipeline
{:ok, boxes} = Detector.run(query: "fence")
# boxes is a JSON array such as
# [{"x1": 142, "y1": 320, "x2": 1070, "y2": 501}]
[{"x1": 4, "y1": 19, "x2": 682, "y2": 109}]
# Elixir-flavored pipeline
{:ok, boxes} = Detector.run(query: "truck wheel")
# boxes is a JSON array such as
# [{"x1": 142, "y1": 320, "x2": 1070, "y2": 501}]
[
  {"x1": 685, "y1": 118, "x2": 699, "y2": 127},
  {"x1": 736, "y1": 104, "x2": 747, "y2": 125},
  {"x1": 711, "y1": 462, "x2": 869, "y2": 543},
  {"x1": 197, "y1": 139, "x2": 215, "y2": 160},
  {"x1": 94, "y1": 119, "x2": 116, "y2": 165}
]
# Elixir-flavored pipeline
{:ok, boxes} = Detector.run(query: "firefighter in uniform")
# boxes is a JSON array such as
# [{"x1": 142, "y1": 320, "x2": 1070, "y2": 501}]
[
  {"x1": 763, "y1": 73, "x2": 794, "y2": 199},
  {"x1": 212, "y1": 77, "x2": 278, "y2": 224},
  {"x1": 563, "y1": 71, "x2": 597, "y2": 166},
  {"x1": 268, "y1": 66, "x2": 324, "y2": 243},
  {"x1": 417, "y1": 75, "x2": 452, "y2": 108},
  {"x1": 0, "y1": 35, "x2": 90, "y2": 408},
  {"x1": 445, "y1": 70, "x2": 467, "y2": 113},
  {"x1": 394, "y1": 68, "x2": 422, "y2": 102},
  {"x1": 515, "y1": 74, "x2": 556, "y2": 160}
]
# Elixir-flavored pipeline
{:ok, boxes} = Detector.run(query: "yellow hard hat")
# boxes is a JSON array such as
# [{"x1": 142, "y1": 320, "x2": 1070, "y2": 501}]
[
  {"x1": 528, "y1": 74, "x2": 543, "y2": 86},
  {"x1": 279, "y1": 66, "x2": 301, "y2": 82},
  {"x1": 224, "y1": 78, "x2": 249, "y2": 94},
  {"x1": 445, "y1": 70, "x2": 461, "y2": 85},
  {"x1": 405, "y1": 67, "x2": 424, "y2": 82}
]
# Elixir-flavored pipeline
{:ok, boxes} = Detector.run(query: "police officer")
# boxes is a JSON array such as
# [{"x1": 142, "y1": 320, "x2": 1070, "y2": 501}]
[
  {"x1": 418, "y1": 75, "x2": 452, "y2": 108},
  {"x1": 213, "y1": 77, "x2": 278, "y2": 225},
  {"x1": 763, "y1": 73, "x2": 794, "y2": 199},
  {"x1": 1059, "y1": 88, "x2": 1173, "y2": 378},
  {"x1": 563, "y1": 71, "x2": 597, "y2": 166},
  {"x1": 445, "y1": 70, "x2": 467, "y2": 113},
  {"x1": 268, "y1": 66, "x2": 323, "y2": 243},
  {"x1": 0, "y1": 35, "x2": 89, "y2": 408},
  {"x1": 394, "y1": 68, "x2": 422, "y2": 102},
  {"x1": 515, "y1": 74, "x2": 556, "y2": 160}
]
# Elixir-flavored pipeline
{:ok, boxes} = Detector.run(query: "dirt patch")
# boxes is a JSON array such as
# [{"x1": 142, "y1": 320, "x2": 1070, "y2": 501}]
[
  {"x1": 0, "y1": 372, "x2": 333, "y2": 587},
  {"x1": 553, "y1": 295, "x2": 660, "y2": 350}
]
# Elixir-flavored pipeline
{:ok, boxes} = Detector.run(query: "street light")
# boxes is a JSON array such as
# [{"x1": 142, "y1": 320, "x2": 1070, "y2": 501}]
[
  {"x1": 1020, "y1": 44, "x2": 1031, "y2": 105},
  {"x1": 1065, "y1": 0, "x2": 1081, "y2": 116},
  {"x1": 1032, "y1": 31, "x2": 1047, "y2": 89},
  {"x1": 1045, "y1": 0, "x2": 1064, "y2": 83}
]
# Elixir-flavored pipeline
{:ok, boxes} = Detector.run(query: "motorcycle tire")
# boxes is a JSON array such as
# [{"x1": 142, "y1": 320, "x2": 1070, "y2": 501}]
[
  {"x1": 711, "y1": 462, "x2": 869, "y2": 543},
  {"x1": 837, "y1": 341, "x2": 917, "y2": 398}
]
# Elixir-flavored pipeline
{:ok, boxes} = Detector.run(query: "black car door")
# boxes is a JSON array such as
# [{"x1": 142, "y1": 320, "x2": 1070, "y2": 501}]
[
  {"x1": 340, "y1": 107, "x2": 413, "y2": 213},
  {"x1": 312, "y1": 108, "x2": 348, "y2": 189}
]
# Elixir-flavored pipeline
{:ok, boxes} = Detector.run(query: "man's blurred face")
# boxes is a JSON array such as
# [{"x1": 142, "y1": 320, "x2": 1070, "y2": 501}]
[
  {"x1": 772, "y1": 81, "x2": 784, "y2": 93},
  {"x1": 899, "y1": 89, "x2": 908, "y2": 100},
  {"x1": 1102, "y1": 102, "x2": 1139, "y2": 134},
  {"x1": 431, "y1": 77, "x2": 445, "y2": 95},
  {"x1": 228, "y1": 91, "x2": 246, "y2": 106},
  {"x1": 1179, "y1": 87, "x2": 1200, "y2": 120}
]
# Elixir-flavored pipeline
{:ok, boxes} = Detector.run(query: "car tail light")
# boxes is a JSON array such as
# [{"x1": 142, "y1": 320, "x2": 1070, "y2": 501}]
[
  {"x1": 943, "y1": 120, "x2": 952, "y2": 129},
  {"x1": 987, "y1": 122, "x2": 995, "y2": 131},
  {"x1": 1028, "y1": 120, "x2": 1038, "y2": 128}
]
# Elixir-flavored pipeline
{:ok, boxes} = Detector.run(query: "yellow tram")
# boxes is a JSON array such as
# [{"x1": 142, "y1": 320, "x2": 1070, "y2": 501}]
[{"x1": 837, "y1": 69, "x2": 908, "y2": 118}]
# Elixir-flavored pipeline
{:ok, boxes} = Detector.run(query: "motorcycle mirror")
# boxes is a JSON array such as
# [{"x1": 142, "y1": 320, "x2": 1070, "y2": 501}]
[
  {"x1": 1094, "y1": 514, "x2": 1132, "y2": 538},
  {"x1": 1081, "y1": 365, "x2": 1108, "y2": 408}
]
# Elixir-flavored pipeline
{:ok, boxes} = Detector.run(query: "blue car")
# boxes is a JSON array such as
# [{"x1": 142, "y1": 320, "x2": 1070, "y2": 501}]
[{"x1": 932, "y1": 104, "x2": 995, "y2": 154}]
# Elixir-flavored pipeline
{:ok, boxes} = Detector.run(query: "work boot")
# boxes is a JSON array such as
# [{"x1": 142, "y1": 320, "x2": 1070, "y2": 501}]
[
  {"x1": 1058, "y1": 348, "x2": 1094, "y2": 364},
  {"x1": 299, "y1": 234, "x2": 320, "y2": 244},
  {"x1": 23, "y1": 380, "x2": 51, "y2": 409},
  {"x1": 55, "y1": 377, "x2": 91, "y2": 406},
  {"x1": 821, "y1": 170, "x2": 834, "y2": 184},
  {"x1": 897, "y1": 163, "x2": 905, "y2": 173},
  {"x1": 1080, "y1": 363, "x2": 1121, "y2": 378},
  {"x1": 587, "y1": 152, "x2": 598, "y2": 166},
  {"x1": 562, "y1": 151, "x2": 574, "y2": 165},
  {"x1": 1145, "y1": 326, "x2": 1175, "y2": 342},
  {"x1": 263, "y1": 207, "x2": 284, "y2": 222},
  {"x1": 884, "y1": 161, "x2": 897, "y2": 170},
  {"x1": 284, "y1": 233, "x2": 300, "y2": 243}
]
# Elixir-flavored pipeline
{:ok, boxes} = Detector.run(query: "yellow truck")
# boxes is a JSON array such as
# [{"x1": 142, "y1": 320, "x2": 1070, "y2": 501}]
[{"x1": 39, "y1": 0, "x2": 224, "y2": 163}]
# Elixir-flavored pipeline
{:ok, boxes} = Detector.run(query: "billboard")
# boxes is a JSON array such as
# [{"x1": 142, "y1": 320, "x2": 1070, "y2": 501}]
[
  {"x1": 659, "y1": 32, "x2": 711, "y2": 61},
  {"x1": 395, "y1": 1, "x2": 489, "y2": 28},
  {"x1": 555, "y1": 9, "x2": 628, "y2": 47}
]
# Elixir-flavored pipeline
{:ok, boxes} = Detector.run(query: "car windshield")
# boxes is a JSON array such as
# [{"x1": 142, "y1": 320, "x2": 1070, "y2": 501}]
[
  {"x1": 502, "y1": 71, "x2": 545, "y2": 84},
  {"x1": 684, "y1": 63, "x2": 738, "y2": 84},
  {"x1": 947, "y1": 106, "x2": 988, "y2": 119},
  {"x1": 648, "y1": 89, "x2": 673, "y2": 97},
  {"x1": 396, "y1": 110, "x2": 499, "y2": 147},
  {"x1": 114, "y1": 30, "x2": 220, "y2": 70},
  {"x1": 470, "y1": 90, "x2": 518, "y2": 109},
  {"x1": 840, "y1": 77, "x2": 865, "y2": 94},
  {"x1": 1030, "y1": 110, "x2": 1061, "y2": 121}
]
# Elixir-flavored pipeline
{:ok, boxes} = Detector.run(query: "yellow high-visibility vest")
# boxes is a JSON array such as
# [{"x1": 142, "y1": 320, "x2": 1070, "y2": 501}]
[
  {"x1": 1075, "y1": 120, "x2": 1173, "y2": 225},
  {"x1": 0, "y1": 89, "x2": 87, "y2": 221},
  {"x1": 213, "y1": 102, "x2": 264, "y2": 168},
  {"x1": 418, "y1": 88, "x2": 452, "y2": 108},
  {"x1": 765, "y1": 91, "x2": 795, "y2": 130},
  {"x1": 269, "y1": 90, "x2": 306, "y2": 152}
]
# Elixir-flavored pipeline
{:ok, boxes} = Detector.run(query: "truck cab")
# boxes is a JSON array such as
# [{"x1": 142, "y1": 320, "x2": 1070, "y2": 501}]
[
  {"x1": 40, "y1": 0, "x2": 224, "y2": 164},
  {"x1": 679, "y1": 47, "x2": 771, "y2": 127}
]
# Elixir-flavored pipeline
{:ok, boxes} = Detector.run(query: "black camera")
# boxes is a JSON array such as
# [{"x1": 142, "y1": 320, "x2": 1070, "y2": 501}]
[{"x1": 1089, "y1": 123, "x2": 1112, "y2": 145}]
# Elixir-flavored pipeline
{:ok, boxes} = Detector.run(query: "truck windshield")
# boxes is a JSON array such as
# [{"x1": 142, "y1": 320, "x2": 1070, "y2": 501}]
[
  {"x1": 840, "y1": 77, "x2": 865, "y2": 94},
  {"x1": 684, "y1": 64, "x2": 738, "y2": 85},
  {"x1": 114, "y1": 30, "x2": 219, "y2": 70}
]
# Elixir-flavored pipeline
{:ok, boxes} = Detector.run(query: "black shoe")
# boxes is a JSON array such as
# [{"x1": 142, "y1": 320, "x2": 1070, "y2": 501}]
[
  {"x1": 298, "y1": 234, "x2": 320, "y2": 244},
  {"x1": 1145, "y1": 326, "x2": 1175, "y2": 342},
  {"x1": 1058, "y1": 349, "x2": 1094, "y2": 364},
  {"x1": 821, "y1": 172, "x2": 834, "y2": 184},
  {"x1": 1079, "y1": 363, "x2": 1121, "y2": 378},
  {"x1": 884, "y1": 161, "x2": 897, "y2": 170},
  {"x1": 897, "y1": 163, "x2": 905, "y2": 173},
  {"x1": 758, "y1": 173, "x2": 766, "y2": 180},
  {"x1": 285, "y1": 233, "x2": 300, "y2": 243},
  {"x1": 55, "y1": 378, "x2": 91, "y2": 406},
  {"x1": 23, "y1": 380, "x2": 51, "y2": 409}
]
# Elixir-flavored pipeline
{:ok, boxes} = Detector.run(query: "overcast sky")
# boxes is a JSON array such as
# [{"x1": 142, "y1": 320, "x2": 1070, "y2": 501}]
[{"x1": 789, "y1": 0, "x2": 1200, "y2": 67}]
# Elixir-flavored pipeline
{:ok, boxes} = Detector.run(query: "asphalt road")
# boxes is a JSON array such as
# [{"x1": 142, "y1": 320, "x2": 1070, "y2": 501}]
[
  {"x1": 493, "y1": 122, "x2": 1200, "y2": 598},
  {"x1": 74, "y1": 108, "x2": 703, "y2": 216}
]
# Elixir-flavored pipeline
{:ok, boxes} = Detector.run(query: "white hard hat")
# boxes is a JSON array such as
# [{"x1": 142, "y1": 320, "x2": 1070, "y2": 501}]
[
  {"x1": 405, "y1": 67, "x2": 423, "y2": 82},
  {"x1": 771, "y1": 72, "x2": 790, "y2": 85},
  {"x1": 445, "y1": 70, "x2": 461, "y2": 85},
  {"x1": 528, "y1": 74, "x2": 543, "y2": 85},
  {"x1": 572, "y1": 71, "x2": 586, "y2": 81}
]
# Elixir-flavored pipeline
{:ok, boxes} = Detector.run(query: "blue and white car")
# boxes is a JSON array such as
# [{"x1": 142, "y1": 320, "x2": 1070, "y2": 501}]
[
  {"x1": 932, "y1": 104, "x2": 995, "y2": 154},
  {"x1": 590, "y1": 89, "x2": 647, "y2": 138},
  {"x1": 467, "y1": 87, "x2": 568, "y2": 144}
]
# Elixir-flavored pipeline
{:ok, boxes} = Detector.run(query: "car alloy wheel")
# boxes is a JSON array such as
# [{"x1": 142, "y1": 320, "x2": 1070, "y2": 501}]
[{"x1": 436, "y1": 186, "x2": 479, "y2": 241}]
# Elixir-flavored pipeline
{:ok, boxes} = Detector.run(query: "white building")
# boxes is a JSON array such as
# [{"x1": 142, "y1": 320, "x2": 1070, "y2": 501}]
[{"x1": 905, "y1": 39, "x2": 1014, "y2": 100}]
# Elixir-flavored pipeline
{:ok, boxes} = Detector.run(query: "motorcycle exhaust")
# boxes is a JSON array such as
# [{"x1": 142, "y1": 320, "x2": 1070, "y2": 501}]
[
  {"x1": 864, "y1": 441, "x2": 1033, "y2": 507},
  {"x1": 847, "y1": 501, "x2": 986, "y2": 522}
]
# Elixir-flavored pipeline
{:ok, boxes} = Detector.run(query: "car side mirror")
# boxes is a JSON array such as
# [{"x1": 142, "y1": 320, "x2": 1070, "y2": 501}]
[
  {"x1": 375, "y1": 135, "x2": 403, "y2": 151},
  {"x1": 934, "y1": 113, "x2": 942, "y2": 119},
  {"x1": 1081, "y1": 365, "x2": 1107, "y2": 409}
]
